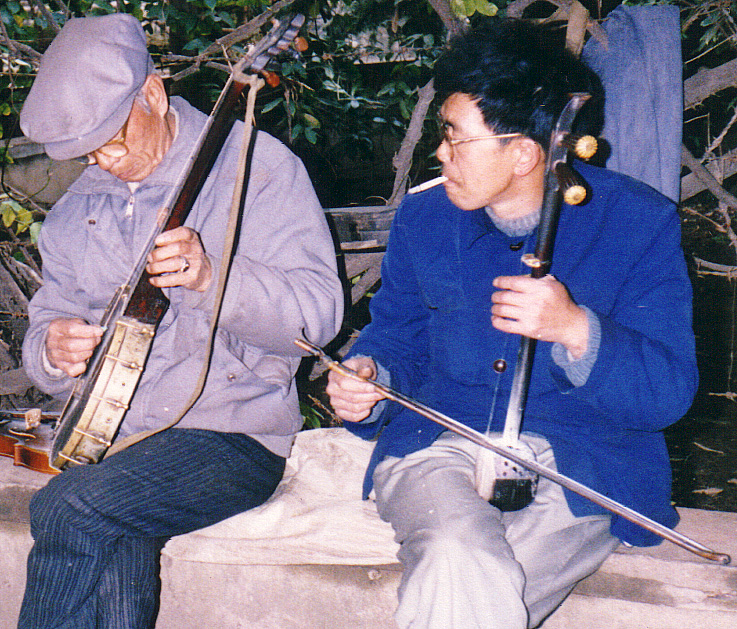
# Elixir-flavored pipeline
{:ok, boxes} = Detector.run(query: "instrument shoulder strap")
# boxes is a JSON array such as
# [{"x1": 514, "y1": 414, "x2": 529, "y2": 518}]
[{"x1": 106, "y1": 75, "x2": 265, "y2": 457}]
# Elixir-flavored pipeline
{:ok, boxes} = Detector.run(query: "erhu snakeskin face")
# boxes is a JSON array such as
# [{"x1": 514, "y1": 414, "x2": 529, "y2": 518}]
[{"x1": 475, "y1": 438, "x2": 539, "y2": 512}]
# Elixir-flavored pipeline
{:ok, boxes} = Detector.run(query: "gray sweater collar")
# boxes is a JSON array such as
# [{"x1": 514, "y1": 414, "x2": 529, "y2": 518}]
[{"x1": 485, "y1": 206, "x2": 540, "y2": 237}]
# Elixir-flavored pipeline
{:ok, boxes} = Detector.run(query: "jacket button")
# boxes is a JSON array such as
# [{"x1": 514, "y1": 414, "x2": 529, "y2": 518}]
[
  {"x1": 227, "y1": 373, "x2": 236, "y2": 381},
  {"x1": 493, "y1": 359, "x2": 507, "y2": 373},
  {"x1": 510, "y1": 242, "x2": 523, "y2": 251}
]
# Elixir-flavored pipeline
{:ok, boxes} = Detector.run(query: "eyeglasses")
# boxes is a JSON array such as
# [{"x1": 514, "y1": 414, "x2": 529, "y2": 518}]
[
  {"x1": 444, "y1": 132, "x2": 522, "y2": 147},
  {"x1": 88, "y1": 117, "x2": 130, "y2": 164},
  {"x1": 438, "y1": 119, "x2": 521, "y2": 154}
]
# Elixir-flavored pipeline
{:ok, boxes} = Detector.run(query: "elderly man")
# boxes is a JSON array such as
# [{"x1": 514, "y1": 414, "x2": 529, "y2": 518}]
[
  {"x1": 18, "y1": 14, "x2": 342, "y2": 628},
  {"x1": 326, "y1": 18, "x2": 697, "y2": 629}
]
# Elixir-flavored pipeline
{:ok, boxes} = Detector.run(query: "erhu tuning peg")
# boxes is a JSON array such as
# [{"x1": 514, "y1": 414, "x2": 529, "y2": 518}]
[
  {"x1": 561, "y1": 133, "x2": 598, "y2": 160},
  {"x1": 554, "y1": 163, "x2": 588, "y2": 205}
]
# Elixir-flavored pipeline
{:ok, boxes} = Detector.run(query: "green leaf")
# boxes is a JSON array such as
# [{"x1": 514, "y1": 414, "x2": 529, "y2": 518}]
[
  {"x1": 261, "y1": 98, "x2": 282, "y2": 114},
  {"x1": 304, "y1": 127, "x2": 318, "y2": 144},
  {"x1": 14, "y1": 206, "x2": 32, "y2": 230},
  {"x1": 299, "y1": 401, "x2": 324, "y2": 429},
  {"x1": 474, "y1": 0, "x2": 498, "y2": 17},
  {"x1": 0, "y1": 204, "x2": 16, "y2": 229},
  {"x1": 303, "y1": 113, "x2": 320, "y2": 128},
  {"x1": 30, "y1": 221, "x2": 42, "y2": 245}
]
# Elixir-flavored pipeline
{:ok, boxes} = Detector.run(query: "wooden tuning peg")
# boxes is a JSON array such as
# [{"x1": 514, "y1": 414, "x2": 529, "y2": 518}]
[
  {"x1": 561, "y1": 134, "x2": 598, "y2": 160},
  {"x1": 554, "y1": 163, "x2": 588, "y2": 205}
]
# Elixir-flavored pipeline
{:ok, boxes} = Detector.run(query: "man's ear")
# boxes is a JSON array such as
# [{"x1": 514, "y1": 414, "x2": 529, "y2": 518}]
[
  {"x1": 512, "y1": 138, "x2": 544, "y2": 177},
  {"x1": 142, "y1": 74, "x2": 169, "y2": 117}
]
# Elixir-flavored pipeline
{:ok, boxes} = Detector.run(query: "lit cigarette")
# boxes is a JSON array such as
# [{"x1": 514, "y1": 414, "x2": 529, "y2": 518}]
[{"x1": 408, "y1": 176, "x2": 447, "y2": 194}]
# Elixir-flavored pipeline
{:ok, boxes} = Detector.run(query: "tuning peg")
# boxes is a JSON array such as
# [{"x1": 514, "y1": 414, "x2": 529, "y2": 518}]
[
  {"x1": 561, "y1": 134, "x2": 598, "y2": 160},
  {"x1": 554, "y1": 163, "x2": 588, "y2": 205}
]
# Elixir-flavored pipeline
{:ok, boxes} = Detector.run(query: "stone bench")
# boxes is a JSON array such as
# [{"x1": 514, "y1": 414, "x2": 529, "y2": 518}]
[{"x1": 2, "y1": 428, "x2": 736, "y2": 628}]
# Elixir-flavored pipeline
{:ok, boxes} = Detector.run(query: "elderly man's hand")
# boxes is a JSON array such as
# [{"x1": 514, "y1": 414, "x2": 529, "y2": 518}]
[
  {"x1": 46, "y1": 318, "x2": 104, "y2": 377},
  {"x1": 325, "y1": 356, "x2": 386, "y2": 423},
  {"x1": 147, "y1": 226, "x2": 212, "y2": 292}
]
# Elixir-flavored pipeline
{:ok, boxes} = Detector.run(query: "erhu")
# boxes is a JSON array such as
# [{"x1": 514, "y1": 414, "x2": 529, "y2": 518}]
[{"x1": 483, "y1": 92, "x2": 598, "y2": 512}]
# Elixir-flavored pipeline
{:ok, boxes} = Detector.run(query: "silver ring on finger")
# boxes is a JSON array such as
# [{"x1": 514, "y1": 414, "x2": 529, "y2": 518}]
[{"x1": 179, "y1": 256, "x2": 190, "y2": 273}]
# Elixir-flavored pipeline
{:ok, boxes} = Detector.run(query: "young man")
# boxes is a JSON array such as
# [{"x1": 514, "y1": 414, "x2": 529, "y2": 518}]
[
  {"x1": 18, "y1": 14, "x2": 342, "y2": 627},
  {"x1": 326, "y1": 19, "x2": 697, "y2": 628}
]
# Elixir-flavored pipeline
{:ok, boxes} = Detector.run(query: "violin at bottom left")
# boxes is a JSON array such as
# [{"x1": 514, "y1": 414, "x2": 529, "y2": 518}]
[{"x1": 0, "y1": 415, "x2": 59, "y2": 475}]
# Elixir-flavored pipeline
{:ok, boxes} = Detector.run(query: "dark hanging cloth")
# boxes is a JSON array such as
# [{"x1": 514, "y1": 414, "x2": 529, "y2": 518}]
[{"x1": 583, "y1": 5, "x2": 682, "y2": 203}]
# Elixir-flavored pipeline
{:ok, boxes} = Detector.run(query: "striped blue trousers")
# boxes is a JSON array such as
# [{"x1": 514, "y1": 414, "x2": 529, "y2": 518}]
[{"x1": 18, "y1": 428, "x2": 286, "y2": 629}]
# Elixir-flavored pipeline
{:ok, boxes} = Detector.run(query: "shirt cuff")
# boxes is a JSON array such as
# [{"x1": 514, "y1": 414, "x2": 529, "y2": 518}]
[
  {"x1": 550, "y1": 305, "x2": 600, "y2": 387},
  {"x1": 41, "y1": 339, "x2": 67, "y2": 379}
]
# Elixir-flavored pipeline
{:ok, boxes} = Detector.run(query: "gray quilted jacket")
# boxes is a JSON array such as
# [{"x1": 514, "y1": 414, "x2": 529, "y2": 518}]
[{"x1": 23, "y1": 97, "x2": 343, "y2": 457}]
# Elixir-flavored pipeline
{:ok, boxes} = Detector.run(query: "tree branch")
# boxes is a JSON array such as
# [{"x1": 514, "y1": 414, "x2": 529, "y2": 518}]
[
  {"x1": 161, "y1": 0, "x2": 297, "y2": 81},
  {"x1": 681, "y1": 143, "x2": 737, "y2": 254},
  {"x1": 32, "y1": 0, "x2": 61, "y2": 34},
  {"x1": 506, "y1": 0, "x2": 607, "y2": 46},
  {"x1": 684, "y1": 58, "x2": 737, "y2": 110},
  {"x1": 388, "y1": 79, "x2": 437, "y2": 208},
  {"x1": 0, "y1": 19, "x2": 43, "y2": 66},
  {"x1": 681, "y1": 147, "x2": 737, "y2": 202},
  {"x1": 426, "y1": 0, "x2": 467, "y2": 39},
  {"x1": 682, "y1": 143, "x2": 737, "y2": 209}
]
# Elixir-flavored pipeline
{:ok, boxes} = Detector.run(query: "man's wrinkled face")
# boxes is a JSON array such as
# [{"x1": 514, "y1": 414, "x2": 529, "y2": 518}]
[
  {"x1": 88, "y1": 76, "x2": 173, "y2": 183},
  {"x1": 436, "y1": 93, "x2": 523, "y2": 216}
]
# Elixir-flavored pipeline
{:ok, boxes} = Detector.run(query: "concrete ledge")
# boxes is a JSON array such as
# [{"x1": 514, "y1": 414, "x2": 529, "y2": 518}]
[
  {"x1": 2, "y1": 430, "x2": 737, "y2": 628},
  {"x1": 157, "y1": 562, "x2": 402, "y2": 628},
  {"x1": 543, "y1": 507, "x2": 737, "y2": 628}
]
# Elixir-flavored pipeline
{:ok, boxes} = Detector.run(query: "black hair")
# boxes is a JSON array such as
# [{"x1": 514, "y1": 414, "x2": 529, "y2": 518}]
[{"x1": 434, "y1": 18, "x2": 604, "y2": 151}]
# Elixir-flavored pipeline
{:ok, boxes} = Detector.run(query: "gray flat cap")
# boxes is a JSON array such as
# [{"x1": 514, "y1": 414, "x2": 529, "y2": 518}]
[{"x1": 20, "y1": 14, "x2": 154, "y2": 160}]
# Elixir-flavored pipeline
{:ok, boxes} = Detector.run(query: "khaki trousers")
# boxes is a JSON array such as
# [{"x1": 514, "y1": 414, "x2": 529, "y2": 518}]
[{"x1": 373, "y1": 431, "x2": 620, "y2": 629}]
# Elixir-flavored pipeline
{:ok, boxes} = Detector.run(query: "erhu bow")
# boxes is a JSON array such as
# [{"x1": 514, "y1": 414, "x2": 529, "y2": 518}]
[
  {"x1": 295, "y1": 337, "x2": 731, "y2": 566},
  {"x1": 50, "y1": 15, "x2": 305, "y2": 471}
]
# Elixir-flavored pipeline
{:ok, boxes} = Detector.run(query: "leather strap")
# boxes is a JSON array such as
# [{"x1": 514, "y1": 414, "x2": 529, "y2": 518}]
[{"x1": 106, "y1": 75, "x2": 265, "y2": 457}]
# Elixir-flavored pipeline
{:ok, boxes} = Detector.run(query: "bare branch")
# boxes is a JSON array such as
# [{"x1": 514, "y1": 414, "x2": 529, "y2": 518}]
[
  {"x1": 32, "y1": 0, "x2": 61, "y2": 34},
  {"x1": 388, "y1": 79, "x2": 437, "y2": 208},
  {"x1": 681, "y1": 143, "x2": 737, "y2": 254},
  {"x1": 682, "y1": 143, "x2": 737, "y2": 208},
  {"x1": 0, "y1": 16, "x2": 43, "y2": 66},
  {"x1": 161, "y1": 0, "x2": 297, "y2": 81},
  {"x1": 52, "y1": 0, "x2": 71, "y2": 20},
  {"x1": 706, "y1": 106, "x2": 737, "y2": 156},
  {"x1": 506, "y1": 0, "x2": 607, "y2": 46},
  {"x1": 426, "y1": 0, "x2": 467, "y2": 39},
  {"x1": 681, "y1": 205, "x2": 727, "y2": 235},
  {"x1": 681, "y1": 147, "x2": 737, "y2": 202},
  {"x1": 200, "y1": 0, "x2": 296, "y2": 56},
  {"x1": 684, "y1": 58, "x2": 737, "y2": 110}
]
